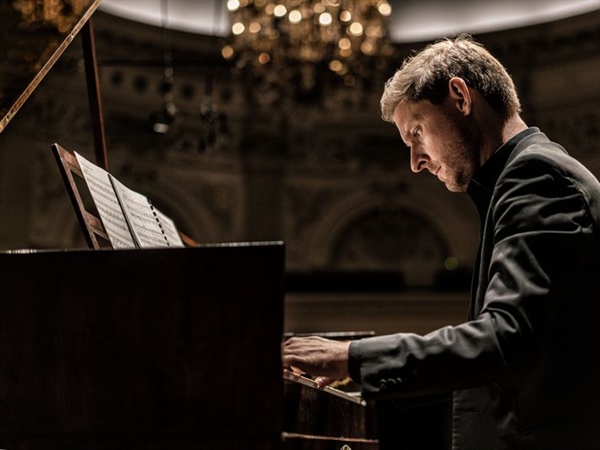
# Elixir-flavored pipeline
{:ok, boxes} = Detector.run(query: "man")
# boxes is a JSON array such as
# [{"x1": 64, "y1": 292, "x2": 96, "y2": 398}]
[{"x1": 282, "y1": 35, "x2": 600, "y2": 449}]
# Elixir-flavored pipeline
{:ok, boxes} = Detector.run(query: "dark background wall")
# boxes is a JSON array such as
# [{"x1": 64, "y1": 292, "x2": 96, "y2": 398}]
[{"x1": 1, "y1": 8, "x2": 599, "y2": 336}]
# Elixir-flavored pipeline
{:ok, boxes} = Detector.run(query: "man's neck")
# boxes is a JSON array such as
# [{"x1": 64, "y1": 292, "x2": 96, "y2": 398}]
[
  {"x1": 479, "y1": 114, "x2": 528, "y2": 166},
  {"x1": 502, "y1": 115, "x2": 529, "y2": 144}
]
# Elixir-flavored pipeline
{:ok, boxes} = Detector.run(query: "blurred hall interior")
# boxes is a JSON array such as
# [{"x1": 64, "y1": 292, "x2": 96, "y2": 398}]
[
  {"x1": 1, "y1": 0, "x2": 600, "y2": 448},
  {"x1": 2, "y1": 0, "x2": 599, "y2": 336}
]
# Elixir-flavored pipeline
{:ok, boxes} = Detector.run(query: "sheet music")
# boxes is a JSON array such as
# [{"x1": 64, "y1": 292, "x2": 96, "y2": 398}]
[
  {"x1": 75, "y1": 152, "x2": 136, "y2": 249},
  {"x1": 109, "y1": 175, "x2": 184, "y2": 248},
  {"x1": 152, "y1": 207, "x2": 184, "y2": 247},
  {"x1": 109, "y1": 176, "x2": 173, "y2": 248}
]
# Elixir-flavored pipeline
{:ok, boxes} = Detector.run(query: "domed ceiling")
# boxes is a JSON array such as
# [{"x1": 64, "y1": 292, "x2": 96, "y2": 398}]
[{"x1": 99, "y1": 0, "x2": 600, "y2": 43}]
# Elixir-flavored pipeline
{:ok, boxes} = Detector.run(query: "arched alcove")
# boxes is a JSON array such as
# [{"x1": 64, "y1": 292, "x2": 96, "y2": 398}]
[
  {"x1": 304, "y1": 189, "x2": 478, "y2": 283},
  {"x1": 331, "y1": 206, "x2": 449, "y2": 287}
]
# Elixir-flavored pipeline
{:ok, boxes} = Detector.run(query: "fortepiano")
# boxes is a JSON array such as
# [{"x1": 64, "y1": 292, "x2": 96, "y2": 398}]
[
  {"x1": 0, "y1": 244, "x2": 285, "y2": 449},
  {"x1": 0, "y1": 2, "x2": 378, "y2": 449}
]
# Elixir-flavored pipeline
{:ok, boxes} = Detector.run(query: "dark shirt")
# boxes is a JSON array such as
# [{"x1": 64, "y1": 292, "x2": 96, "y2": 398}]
[{"x1": 468, "y1": 127, "x2": 539, "y2": 224}]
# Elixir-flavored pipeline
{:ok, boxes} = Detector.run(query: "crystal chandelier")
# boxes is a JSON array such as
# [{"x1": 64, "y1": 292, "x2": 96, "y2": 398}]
[
  {"x1": 222, "y1": 0, "x2": 395, "y2": 105},
  {"x1": 12, "y1": 0, "x2": 92, "y2": 33}
]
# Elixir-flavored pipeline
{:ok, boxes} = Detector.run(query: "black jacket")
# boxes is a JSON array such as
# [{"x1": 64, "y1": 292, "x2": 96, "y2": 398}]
[{"x1": 349, "y1": 128, "x2": 600, "y2": 449}]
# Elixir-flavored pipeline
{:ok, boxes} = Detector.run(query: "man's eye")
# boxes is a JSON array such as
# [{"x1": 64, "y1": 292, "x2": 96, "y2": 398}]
[{"x1": 413, "y1": 128, "x2": 422, "y2": 138}]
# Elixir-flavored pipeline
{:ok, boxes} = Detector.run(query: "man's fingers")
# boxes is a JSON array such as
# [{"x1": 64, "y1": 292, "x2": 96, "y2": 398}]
[
  {"x1": 281, "y1": 336, "x2": 350, "y2": 381},
  {"x1": 314, "y1": 376, "x2": 333, "y2": 388}
]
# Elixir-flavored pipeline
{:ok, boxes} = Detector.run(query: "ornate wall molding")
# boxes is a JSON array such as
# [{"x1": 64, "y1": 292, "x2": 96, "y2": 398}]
[{"x1": 1, "y1": 8, "x2": 598, "y2": 295}]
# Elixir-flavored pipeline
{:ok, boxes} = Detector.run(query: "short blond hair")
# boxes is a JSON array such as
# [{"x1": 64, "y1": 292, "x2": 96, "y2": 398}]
[{"x1": 380, "y1": 35, "x2": 521, "y2": 122}]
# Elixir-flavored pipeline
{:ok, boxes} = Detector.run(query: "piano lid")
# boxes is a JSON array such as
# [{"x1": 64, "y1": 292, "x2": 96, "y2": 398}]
[{"x1": 0, "y1": 0, "x2": 102, "y2": 134}]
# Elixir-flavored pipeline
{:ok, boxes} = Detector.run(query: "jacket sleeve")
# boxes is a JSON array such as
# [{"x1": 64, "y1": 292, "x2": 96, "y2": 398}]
[{"x1": 350, "y1": 149, "x2": 598, "y2": 399}]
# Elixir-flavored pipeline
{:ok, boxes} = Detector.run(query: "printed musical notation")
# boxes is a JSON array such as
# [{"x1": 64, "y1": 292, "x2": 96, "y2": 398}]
[
  {"x1": 111, "y1": 176, "x2": 182, "y2": 248},
  {"x1": 76, "y1": 154, "x2": 135, "y2": 249},
  {"x1": 75, "y1": 152, "x2": 184, "y2": 249}
]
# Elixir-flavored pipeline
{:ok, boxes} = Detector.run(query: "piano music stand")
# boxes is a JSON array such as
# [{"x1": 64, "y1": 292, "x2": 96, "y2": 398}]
[
  {"x1": 52, "y1": 142, "x2": 198, "y2": 249},
  {"x1": 52, "y1": 142, "x2": 110, "y2": 249}
]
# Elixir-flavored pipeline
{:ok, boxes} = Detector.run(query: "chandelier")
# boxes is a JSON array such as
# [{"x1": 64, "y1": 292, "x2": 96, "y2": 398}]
[
  {"x1": 222, "y1": 0, "x2": 395, "y2": 105},
  {"x1": 12, "y1": 0, "x2": 92, "y2": 33}
]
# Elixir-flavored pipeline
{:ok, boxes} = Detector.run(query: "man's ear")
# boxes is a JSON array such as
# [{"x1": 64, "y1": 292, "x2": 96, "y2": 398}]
[{"x1": 448, "y1": 77, "x2": 471, "y2": 116}]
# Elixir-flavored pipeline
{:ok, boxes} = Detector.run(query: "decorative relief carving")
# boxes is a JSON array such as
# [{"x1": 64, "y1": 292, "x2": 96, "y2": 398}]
[
  {"x1": 14, "y1": 84, "x2": 93, "y2": 248},
  {"x1": 28, "y1": 94, "x2": 91, "y2": 146},
  {"x1": 191, "y1": 180, "x2": 237, "y2": 235},
  {"x1": 480, "y1": 12, "x2": 600, "y2": 69},
  {"x1": 536, "y1": 105, "x2": 600, "y2": 160},
  {"x1": 8, "y1": 6, "x2": 600, "y2": 275},
  {"x1": 284, "y1": 177, "x2": 413, "y2": 269},
  {"x1": 103, "y1": 140, "x2": 240, "y2": 240},
  {"x1": 332, "y1": 206, "x2": 448, "y2": 286},
  {"x1": 287, "y1": 126, "x2": 403, "y2": 174},
  {"x1": 285, "y1": 186, "x2": 340, "y2": 241}
]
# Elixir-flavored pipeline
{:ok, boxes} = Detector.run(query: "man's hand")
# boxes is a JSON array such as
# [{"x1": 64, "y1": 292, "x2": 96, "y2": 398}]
[{"x1": 282, "y1": 336, "x2": 351, "y2": 387}]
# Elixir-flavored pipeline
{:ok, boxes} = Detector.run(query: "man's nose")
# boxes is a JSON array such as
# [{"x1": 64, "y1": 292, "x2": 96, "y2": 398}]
[{"x1": 410, "y1": 149, "x2": 428, "y2": 173}]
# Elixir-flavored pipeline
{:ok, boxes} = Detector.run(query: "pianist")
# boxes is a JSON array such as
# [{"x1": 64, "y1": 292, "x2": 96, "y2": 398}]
[{"x1": 283, "y1": 35, "x2": 600, "y2": 449}]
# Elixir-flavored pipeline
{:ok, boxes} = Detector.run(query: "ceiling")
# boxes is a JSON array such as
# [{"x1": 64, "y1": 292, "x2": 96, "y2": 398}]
[{"x1": 99, "y1": 0, "x2": 600, "y2": 43}]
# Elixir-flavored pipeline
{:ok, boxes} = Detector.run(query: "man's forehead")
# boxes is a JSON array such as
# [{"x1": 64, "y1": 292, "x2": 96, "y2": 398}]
[{"x1": 394, "y1": 101, "x2": 422, "y2": 131}]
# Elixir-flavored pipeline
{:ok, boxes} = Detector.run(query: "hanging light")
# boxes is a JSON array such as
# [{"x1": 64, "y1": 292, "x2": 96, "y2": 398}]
[
  {"x1": 149, "y1": 0, "x2": 178, "y2": 134},
  {"x1": 222, "y1": 0, "x2": 395, "y2": 105},
  {"x1": 12, "y1": 0, "x2": 92, "y2": 33}
]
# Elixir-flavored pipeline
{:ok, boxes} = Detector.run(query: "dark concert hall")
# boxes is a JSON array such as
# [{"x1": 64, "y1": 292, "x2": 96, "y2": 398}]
[{"x1": 1, "y1": 1, "x2": 600, "y2": 448}]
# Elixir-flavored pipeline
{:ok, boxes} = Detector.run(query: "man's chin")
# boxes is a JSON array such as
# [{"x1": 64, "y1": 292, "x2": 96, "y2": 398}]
[{"x1": 443, "y1": 179, "x2": 468, "y2": 193}]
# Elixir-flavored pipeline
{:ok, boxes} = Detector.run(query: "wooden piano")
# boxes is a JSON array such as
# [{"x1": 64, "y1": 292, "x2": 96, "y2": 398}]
[
  {"x1": 0, "y1": 244, "x2": 286, "y2": 449},
  {"x1": 0, "y1": 244, "x2": 380, "y2": 449},
  {"x1": 0, "y1": 1, "x2": 379, "y2": 448}
]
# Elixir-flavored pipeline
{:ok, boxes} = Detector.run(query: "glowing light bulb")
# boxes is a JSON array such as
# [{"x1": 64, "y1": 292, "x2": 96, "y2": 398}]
[
  {"x1": 232, "y1": 22, "x2": 245, "y2": 35},
  {"x1": 258, "y1": 53, "x2": 271, "y2": 64},
  {"x1": 221, "y1": 45, "x2": 235, "y2": 59},
  {"x1": 273, "y1": 5, "x2": 287, "y2": 17},
  {"x1": 378, "y1": 1, "x2": 392, "y2": 17},
  {"x1": 338, "y1": 37, "x2": 351, "y2": 50},
  {"x1": 227, "y1": 0, "x2": 240, "y2": 12},
  {"x1": 349, "y1": 22, "x2": 363, "y2": 36},
  {"x1": 289, "y1": 9, "x2": 302, "y2": 23},
  {"x1": 319, "y1": 12, "x2": 332, "y2": 26},
  {"x1": 249, "y1": 21, "x2": 261, "y2": 33},
  {"x1": 329, "y1": 59, "x2": 343, "y2": 72}
]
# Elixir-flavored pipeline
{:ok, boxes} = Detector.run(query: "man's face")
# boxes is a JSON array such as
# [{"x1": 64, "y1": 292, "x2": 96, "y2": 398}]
[{"x1": 392, "y1": 97, "x2": 480, "y2": 193}]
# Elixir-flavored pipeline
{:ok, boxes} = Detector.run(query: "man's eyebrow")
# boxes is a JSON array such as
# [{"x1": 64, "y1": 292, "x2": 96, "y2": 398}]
[
  {"x1": 398, "y1": 127, "x2": 409, "y2": 146},
  {"x1": 396, "y1": 105, "x2": 421, "y2": 146},
  {"x1": 399, "y1": 119, "x2": 416, "y2": 146},
  {"x1": 401, "y1": 134, "x2": 410, "y2": 147}
]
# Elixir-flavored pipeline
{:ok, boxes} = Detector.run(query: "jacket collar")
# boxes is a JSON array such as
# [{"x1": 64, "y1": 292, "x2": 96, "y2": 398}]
[{"x1": 467, "y1": 127, "x2": 540, "y2": 221}]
